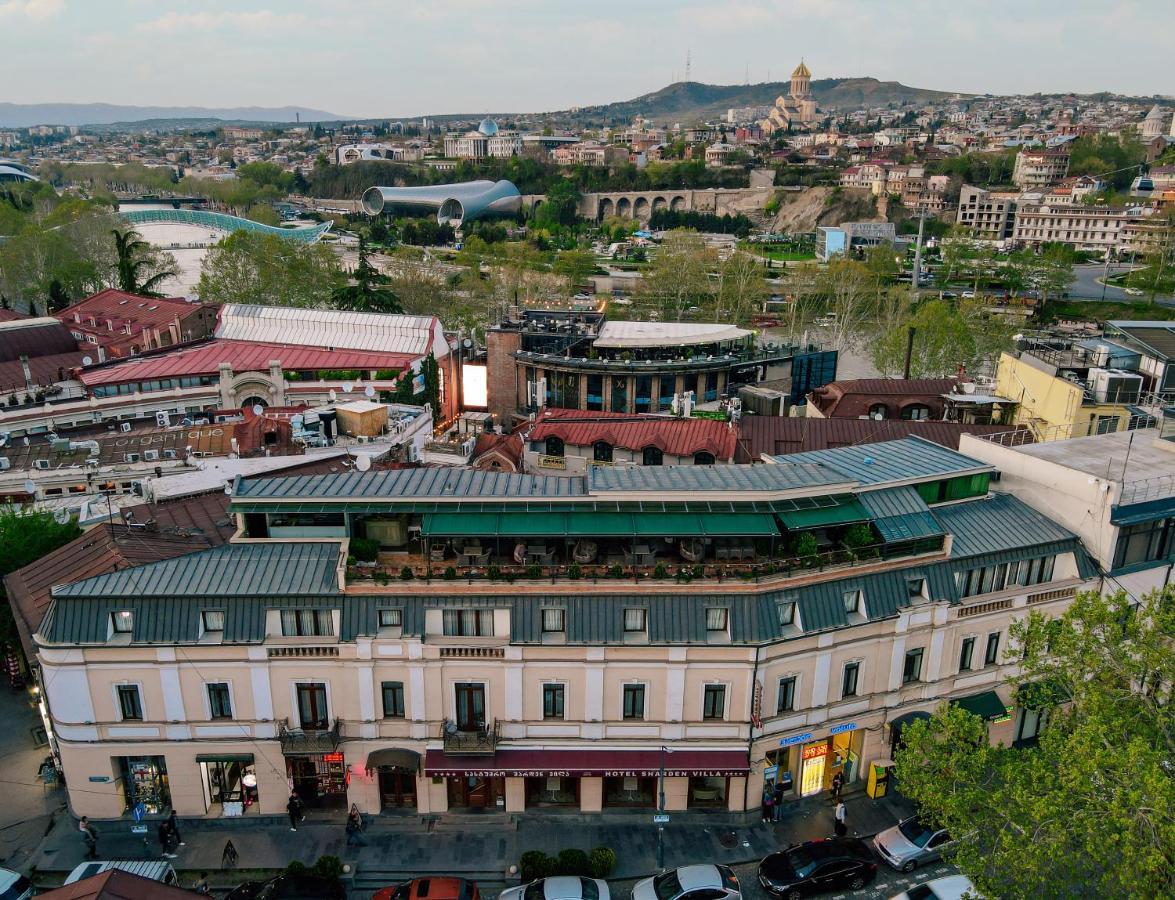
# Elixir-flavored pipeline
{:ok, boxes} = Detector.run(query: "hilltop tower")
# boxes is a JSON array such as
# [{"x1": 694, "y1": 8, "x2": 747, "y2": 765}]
[
  {"x1": 760, "y1": 60, "x2": 818, "y2": 135},
  {"x1": 790, "y1": 60, "x2": 812, "y2": 100}
]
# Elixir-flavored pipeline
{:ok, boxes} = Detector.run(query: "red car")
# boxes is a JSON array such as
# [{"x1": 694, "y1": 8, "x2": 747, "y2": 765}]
[{"x1": 375, "y1": 878, "x2": 481, "y2": 900}]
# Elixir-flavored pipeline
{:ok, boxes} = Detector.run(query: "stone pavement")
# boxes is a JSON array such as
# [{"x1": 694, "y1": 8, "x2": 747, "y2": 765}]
[
  {"x1": 0, "y1": 686, "x2": 65, "y2": 874},
  {"x1": 27, "y1": 787, "x2": 914, "y2": 894}
]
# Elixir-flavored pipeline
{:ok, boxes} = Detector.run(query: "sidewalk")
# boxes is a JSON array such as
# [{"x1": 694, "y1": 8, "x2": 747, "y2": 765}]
[{"x1": 27, "y1": 787, "x2": 914, "y2": 892}]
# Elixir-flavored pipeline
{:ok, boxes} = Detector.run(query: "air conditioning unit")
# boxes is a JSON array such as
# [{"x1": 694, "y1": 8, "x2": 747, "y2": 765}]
[
  {"x1": 125, "y1": 453, "x2": 141, "y2": 463},
  {"x1": 34, "y1": 459, "x2": 51, "y2": 470},
  {"x1": 155, "y1": 411, "x2": 171, "y2": 428},
  {"x1": 162, "y1": 449, "x2": 177, "y2": 460},
  {"x1": 120, "y1": 422, "x2": 132, "y2": 433},
  {"x1": 407, "y1": 443, "x2": 421, "y2": 462},
  {"x1": 0, "y1": 457, "x2": 10, "y2": 471},
  {"x1": 1088, "y1": 367, "x2": 1143, "y2": 405},
  {"x1": 144, "y1": 450, "x2": 159, "y2": 461}
]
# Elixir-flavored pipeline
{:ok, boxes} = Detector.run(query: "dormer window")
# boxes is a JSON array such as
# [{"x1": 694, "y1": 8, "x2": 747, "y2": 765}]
[
  {"x1": 593, "y1": 441, "x2": 613, "y2": 462},
  {"x1": 842, "y1": 590, "x2": 861, "y2": 615},
  {"x1": 378, "y1": 608, "x2": 402, "y2": 629},
  {"x1": 202, "y1": 610, "x2": 225, "y2": 633},
  {"x1": 642, "y1": 446, "x2": 663, "y2": 467},
  {"x1": 544, "y1": 436, "x2": 565, "y2": 458},
  {"x1": 111, "y1": 610, "x2": 133, "y2": 634},
  {"x1": 280, "y1": 609, "x2": 334, "y2": 637},
  {"x1": 777, "y1": 601, "x2": 796, "y2": 627},
  {"x1": 705, "y1": 607, "x2": 729, "y2": 639}
]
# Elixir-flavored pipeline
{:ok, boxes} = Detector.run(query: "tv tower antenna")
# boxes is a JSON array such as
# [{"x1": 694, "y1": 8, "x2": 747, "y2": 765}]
[
  {"x1": 745, "y1": 63, "x2": 750, "y2": 85},
  {"x1": 685, "y1": 49, "x2": 692, "y2": 82}
]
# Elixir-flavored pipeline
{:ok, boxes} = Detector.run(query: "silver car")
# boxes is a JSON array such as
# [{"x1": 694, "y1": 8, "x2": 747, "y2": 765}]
[
  {"x1": 499, "y1": 877, "x2": 610, "y2": 900},
  {"x1": 873, "y1": 816, "x2": 956, "y2": 872},
  {"x1": 632, "y1": 865, "x2": 741, "y2": 900}
]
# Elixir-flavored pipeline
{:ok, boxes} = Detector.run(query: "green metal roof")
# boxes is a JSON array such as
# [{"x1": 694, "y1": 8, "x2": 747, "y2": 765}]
[
  {"x1": 568, "y1": 512, "x2": 635, "y2": 536},
  {"x1": 934, "y1": 493, "x2": 1081, "y2": 559},
  {"x1": 422, "y1": 513, "x2": 500, "y2": 536},
  {"x1": 777, "y1": 437, "x2": 993, "y2": 486},
  {"x1": 591, "y1": 462, "x2": 847, "y2": 493},
  {"x1": 952, "y1": 690, "x2": 1008, "y2": 721},
  {"x1": 421, "y1": 511, "x2": 778, "y2": 538},
  {"x1": 778, "y1": 498, "x2": 868, "y2": 529},
  {"x1": 858, "y1": 486, "x2": 945, "y2": 543}
]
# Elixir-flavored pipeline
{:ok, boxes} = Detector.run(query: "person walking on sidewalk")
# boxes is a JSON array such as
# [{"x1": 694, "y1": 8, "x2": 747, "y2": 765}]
[
  {"x1": 222, "y1": 839, "x2": 239, "y2": 868},
  {"x1": 834, "y1": 799, "x2": 847, "y2": 837},
  {"x1": 772, "y1": 780, "x2": 785, "y2": 823},
  {"x1": 287, "y1": 792, "x2": 304, "y2": 831},
  {"x1": 79, "y1": 817, "x2": 98, "y2": 860},
  {"x1": 157, "y1": 820, "x2": 178, "y2": 859},
  {"x1": 760, "y1": 787, "x2": 774, "y2": 823},
  {"x1": 345, "y1": 806, "x2": 367, "y2": 847},
  {"x1": 166, "y1": 810, "x2": 185, "y2": 846},
  {"x1": 830, "y1": 771, "x2": 845, "y2": 801}
]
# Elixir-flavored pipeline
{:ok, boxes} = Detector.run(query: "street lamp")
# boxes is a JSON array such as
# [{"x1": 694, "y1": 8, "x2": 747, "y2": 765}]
[{"x1": 657, "y1": 745, "x2": 672, "y2": 871}]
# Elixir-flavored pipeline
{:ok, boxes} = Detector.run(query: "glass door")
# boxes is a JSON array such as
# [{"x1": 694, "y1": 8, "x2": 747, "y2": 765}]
[
  {"x1": 454, "y1": 683, "x2": 485, "y2": 731},
  {"x1": 296, "y1": 684, "x2": 329, "y2": 730}
]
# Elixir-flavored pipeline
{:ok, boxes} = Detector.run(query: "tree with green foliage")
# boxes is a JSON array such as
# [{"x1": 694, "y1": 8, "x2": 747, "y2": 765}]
[
  {"x1": 197, "y1": 231, "x2": 345, "y2": 307},
  {"x1": 872, "y1": 299, "x2": 977, "y2": 377},
  {"x1": 0, "y1": 508, "x2": 82, "y2": 649},
  {"x1": 112, "y1": 228, "x2": 178, "y2": 297},
  {"x1": 713, "y1": 251, "x2": 767, "y2": 325},
  {"x1": 634, "y1": 229, "x2": 715, "y2": 321},
  {"x1": 420, "y1": 351, "x2": 441, "y2": 417},
  {"x1": 552, "y1": 249, "x2": 597, "y2": 293},
  {"x1": 535, "y1": 179, "x2": 582, "y2": 228},
  {"x1": 894, "y1": 587, "x2": 1175, "y2": 899},
  {"x1": 331, "y1": 239, "x2": 402, "y2": 313}
]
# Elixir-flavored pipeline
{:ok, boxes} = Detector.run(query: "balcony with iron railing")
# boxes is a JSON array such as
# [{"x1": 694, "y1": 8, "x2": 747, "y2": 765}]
[
  {"x1": 278, "y1": 717, "x2": 341, "y2": 755},
  {"x1": 441, "y1": 718, "x2": 499, "y2": 755},
  {"x1": 513, "y1": 343, "x2": 802, "y2": 375}
]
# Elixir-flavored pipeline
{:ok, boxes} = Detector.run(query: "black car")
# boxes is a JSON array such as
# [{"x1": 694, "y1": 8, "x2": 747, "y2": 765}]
[
  {"x1": 758, "y1": 838, "x2": 878, "y2": 898},
  {"x1": 225, "y1": 874, "x2": 347, "y2": 900}
]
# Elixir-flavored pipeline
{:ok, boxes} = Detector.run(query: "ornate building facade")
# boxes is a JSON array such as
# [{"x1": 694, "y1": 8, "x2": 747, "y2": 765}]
[{"x1": 761, "y1": 62, "x2": 818, "y2": 135}]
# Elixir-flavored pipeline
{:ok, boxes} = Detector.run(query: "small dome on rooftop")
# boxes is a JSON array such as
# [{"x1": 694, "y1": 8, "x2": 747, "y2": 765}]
[{"x1": 478, "y1": 118, "x2": 499, "y2": 136}]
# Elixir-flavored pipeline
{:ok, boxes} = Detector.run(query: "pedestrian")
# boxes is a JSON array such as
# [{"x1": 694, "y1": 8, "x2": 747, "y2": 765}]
[
  {"x1": 192, "y1": 872, "x2": 212, "y2": 895},
  {"x1": 287, "y1": 792, "x2": 303, "y2": 832},
  {"x1": 221, "y1": 839, "x2": 238, "y2": 868},
  {"x1": 760, "y1": 787, "x2": 774, "y2": 824},
  {"x1": 157, "y1": 820, "x2": 177, "y2": 859},
  {"x1": 79, "y1": 816, "x2": 98, "y2": 860},
  {"x1": 772, "y1": 779, "x2": 785, "y2": 822},
  {"x1": 834, "y1": 799, "x2": 847, "y2": 837},
  {"x1": 345, "y1": 806, "x2": 367, "y2": 847},
  {"x1": 831, "y1": 771, "x2": 845, "y2": 801},
  {"x1": 166, "y1": 810, "x2": 185, "y2": 846}
]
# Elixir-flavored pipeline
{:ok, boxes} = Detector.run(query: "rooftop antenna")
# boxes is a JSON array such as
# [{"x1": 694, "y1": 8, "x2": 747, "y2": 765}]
[
  {"x1": 685, "y1": 49, "x2": 692, "y2": 83},
  {"x1": 745, "y1": 63, "x2": 750, "y2": 86}
]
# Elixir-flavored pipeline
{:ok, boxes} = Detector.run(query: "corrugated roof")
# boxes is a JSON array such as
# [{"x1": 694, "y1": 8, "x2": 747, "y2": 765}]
[
  {"x1": 0, "y1": 317, "x2": 78, "y2": 362},
  {"x1": 775, "y1": 437, "x2": 992, "y2": 486},
  {"x1": 216, "y1": 304, "x2": 448, "y2": 358},
  {"x1": 933, "y1": 492, "x2": 1080, "y2": 559},
  {"x1": 590, "y1": 461, "x2": 846, "y2": 494},
  {"x1": 528, "y1": 409, "x2": 738, "y2": 460},
  {"x1": 51, "y1": 541, "x2": 342, "y2": 599},
  {"x1": 593, "y1": 321, "x2": 751, "y2": 348},
  {"x1": 858, "y1": 484, "x2": 945, "y2": 543},
  {"x1": 234, "y1": 467, "x2": 584, "y2": 501},
  {"x1": 77, "y1": 338, "x2": 417, "y2": 386}
]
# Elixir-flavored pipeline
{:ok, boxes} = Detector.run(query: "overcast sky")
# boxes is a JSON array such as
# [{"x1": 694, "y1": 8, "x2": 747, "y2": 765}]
[{"x1": 1, "y1": 0, "x2": 1171, "y2": 116}]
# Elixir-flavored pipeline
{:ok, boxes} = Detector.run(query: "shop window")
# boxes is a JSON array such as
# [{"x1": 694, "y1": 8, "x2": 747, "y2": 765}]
[
  {"x1": 201, "y1": 610, "x2": 225, "y2": 634},
  {"x1": 117, "y1": 684, "x2": 143, "y2": 720},
  {"x1": 624, "y1": 607, "x2": 647, "y2": 634},
  {"x1": 694, "y1": 451, "x2": 716, "y2": 465},
  {"x1": 985, "y1": 631, "x2": 1001, "y2": 666},
  {"x1": 280, "y1": 609, "x2": 334, "y2": 637},
  {"x1": 841, "y1": 661, "x2": 860, "y2": 699},
  {"x1": 207, "y1": 683, "x2": 232, "y2": 719},
  {"x1": 635, "y1": 375, "x2": 653, "y2": 412},
  {"x1": 903, "y1": 648, "x2": 924, "y2": 684},
  {"x1": 610, "y1": 377, "x2": 628, "y2": 413},
  {"x1": 443, "y1": 609, "x2": 494, "y2": 636},
  {"x1": 688, "y1": 776, "x2": 728, "y2": 808},
  {"x1": 777, "y1": 676, "x2": 796, "y2": 713},
  {"x1": 111, "y1": 610, "x2": 134, "y2": 635},
  {"x1": 593, "y1": 441, "x2": 613, "y2": 462},
  {"x1": 378, "y1": 608, "x2": 402, "y2": 629},
  {"x1": 959, "y1": 636, "x2": 975, "y2": 672},
  {"x1": 541, "y1": 608, "x2": 566, "y2": 634},
  {"x1": 622, "y1": 683, "x2": 646, "y2": 720},
  {"x1": 543, "y1": 683, "x2": 565, "y2": 720},
  {"x1": 641, "y1": 446, "x2": 663, "y2": 467},
  {"x1": 544, "y1": 436, "x2": 565, "y2": 458},
  {"x1": 381, "y1": 681, "x2": 405, "y2": 718},
  {"x1": 702, "y1": 684, "x2": 726, "y2": 720}
]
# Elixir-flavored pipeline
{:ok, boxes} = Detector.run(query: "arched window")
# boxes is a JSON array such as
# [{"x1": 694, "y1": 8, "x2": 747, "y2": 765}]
[
  {"x1": 901, "y1": 404, "x2": 931, "y2": 421},
  {"x1": 693, "y1": 451, "x2": 716, "y2": 465},
  {"x1": 544, "y1": 436, "x2": 565, "y2": 457},
  {"x1": 868, "y1": 403, "x2": 888, "y2": 420},
  {"x1": 642, "y1": 446, "x2": 663, "y2": 467},
  {"x1": 593, "y1": 441, "x2": 613, "y2": 462}
]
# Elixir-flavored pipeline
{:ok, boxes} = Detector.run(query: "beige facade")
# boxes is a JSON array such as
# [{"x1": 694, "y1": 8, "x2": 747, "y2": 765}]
[
  {"x1": 1012, "y1": 149, "x2": 1070, "y2": 189},
  {"x1": 957, "y1": 185, "x2": 1018, "y2": 240},
  {"x1": 1012, "y1": 204, "x2": 1143, "y2": 253}
]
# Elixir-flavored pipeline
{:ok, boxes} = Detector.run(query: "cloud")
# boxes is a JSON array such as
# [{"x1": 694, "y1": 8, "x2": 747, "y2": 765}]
[
  {"x1": 0, "y1": 0, "x2": 64, "y2": 19},
  {"x1": 136, "y1": 9, "x2": 309, "y2": 34}
]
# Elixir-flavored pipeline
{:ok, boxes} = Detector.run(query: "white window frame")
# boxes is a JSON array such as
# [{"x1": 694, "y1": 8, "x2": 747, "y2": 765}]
[
  {"x1": 205, "y1": 680, "x2": 235, "y2": 720},
  {"x1": 113, "y1": 681, "x2": 145, "y2": 721},
  {"x1": 776, "y1": 674, "x2": 800, "y2": 714},
  {"x1": 701, "y1": 682, "x2": 729, "y2": 721},
  {"x1": 620, "y1": 681, "x2": 648, "y2": 720},
  {"x1": 541, "y1": 680, "x2": 567, "y2": 720},
  {"x1": 290, "y1": 679, "x2": 332, "y2": 730}
]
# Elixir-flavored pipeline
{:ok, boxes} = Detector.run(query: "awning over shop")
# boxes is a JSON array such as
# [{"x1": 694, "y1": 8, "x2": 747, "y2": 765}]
[
  {"x1": 951, "y1": 690, "x2": 1009, "y2": 722},
  {"x1": 423, "y1": 748, "x2": 749, "y2": 778},
  {"x1": 364, "y1": 748, "x2": 422, "y2": 772},
  {"x1": 195, "y1": 753, "x2": 255, "y2": 763},
  {"x1": 778, "y1": 499, "x2": 868, "y2": 530}
]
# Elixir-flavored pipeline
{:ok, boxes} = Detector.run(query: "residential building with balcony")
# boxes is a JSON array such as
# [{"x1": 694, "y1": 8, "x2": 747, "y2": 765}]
[
  {"x1": 484, "y1": 310, "x2": 837, "y2": 426},
  {"x1": 1012, "y1": 148, "x2": 1070, "y2": 188},
  {"x1": 956, "y1": 185, "x2": 1018, "y2": 240},
  {"x1": 34, "y1": 438, "x2": 1097, "y2": 821},
  {"x1": 1011, "y1": 203, "x2": 1148, "y2": 254}
]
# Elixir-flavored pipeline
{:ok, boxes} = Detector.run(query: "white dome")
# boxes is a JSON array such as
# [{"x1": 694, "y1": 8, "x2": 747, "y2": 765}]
[{"x1": 478, "y1": 118, "x2": 499, "y2": 136}]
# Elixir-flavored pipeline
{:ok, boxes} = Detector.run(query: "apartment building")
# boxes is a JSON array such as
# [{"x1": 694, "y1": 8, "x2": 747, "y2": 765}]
[
  {"x1": 956, "y1": 185, "x2": 1018, "y2": 240},
  {"x1": 1012, "y1": 203, "x2": 1139, "y2": 253},
  {"x1": 34, "y1": 438, "x2": 1096, "y2": 821},
  {"x1": 1012, "y1": 148, "x2": 1070, "y2": 188}
]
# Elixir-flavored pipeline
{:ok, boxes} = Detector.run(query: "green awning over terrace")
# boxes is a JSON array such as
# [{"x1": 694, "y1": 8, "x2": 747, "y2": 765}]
[
  {"x1": 421, "y1": 511, "x2": 779, "y2": 539},
  {"x1": 777, "y1": 498, "x2": 869, "y2": 530}
]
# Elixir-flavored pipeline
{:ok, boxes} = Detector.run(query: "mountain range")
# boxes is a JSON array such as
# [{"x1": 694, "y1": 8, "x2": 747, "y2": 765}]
[{"x1": 0, "y1": 102, "x2": 354, "y2": 128}]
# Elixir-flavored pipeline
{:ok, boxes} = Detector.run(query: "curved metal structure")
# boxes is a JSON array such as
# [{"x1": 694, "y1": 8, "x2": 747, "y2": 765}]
[
  {"x1": 119, "y1": 208, "x2": 332, "y2": 243},
  {"x1": 361, "y1": 180, "x2": 521, "y2": 227}
]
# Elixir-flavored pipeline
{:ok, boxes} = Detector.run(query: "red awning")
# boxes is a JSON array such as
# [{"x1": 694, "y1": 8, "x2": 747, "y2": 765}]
[{"x1": 424, "y1": 748, "x2": 748, "y2": 778}]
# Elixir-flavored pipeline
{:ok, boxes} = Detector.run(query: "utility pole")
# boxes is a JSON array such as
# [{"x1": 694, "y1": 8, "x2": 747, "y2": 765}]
[
  {"x1": 903, "y1": 327, "x2": 917, "y2": 380},
  {"x1": 911, "y1": 211, "x2": 926, "y2": 294}
]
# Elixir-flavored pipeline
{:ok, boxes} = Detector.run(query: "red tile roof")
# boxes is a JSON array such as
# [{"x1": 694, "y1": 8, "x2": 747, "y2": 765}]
[
  {"x1": 53, "y1": 288, "x2": 204, "y2": 335},
  {"x1": 808, "y1": 377, "x2": 962, "y2": 418},
  {"x1": 78, "y1": 339, "x2": 417, "y2": 386},
  {"x1": 0, "y1": 319, "x2": 78, "y2": 362},
  {"x1": 37, "y1": 870, "x2": 197, "y2": 900},
  {"x1": 0, "y1": 309, "x2": 26, "y2": 322},
  {"x1": 527, "y1": 409, "x2": 737, "y2": 460},
  {"x1": 471, "y1": 431, "x2": 524, "y2": 470}
]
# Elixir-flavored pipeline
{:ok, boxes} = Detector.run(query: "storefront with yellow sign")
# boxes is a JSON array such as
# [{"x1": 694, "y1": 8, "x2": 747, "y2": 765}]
[{"x1": 765, "y1": 722, "x2": 867, "y2": 800}]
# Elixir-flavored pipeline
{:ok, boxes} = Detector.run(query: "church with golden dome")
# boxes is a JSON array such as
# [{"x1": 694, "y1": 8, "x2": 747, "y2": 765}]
[{"x1": 760, "y1": 61, "x2": 819, "y2": 134}]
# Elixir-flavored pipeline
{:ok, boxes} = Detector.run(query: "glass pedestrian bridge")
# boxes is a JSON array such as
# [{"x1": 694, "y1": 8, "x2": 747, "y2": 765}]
[{"x1": 120, "y1": 208, "x2": 333, "y2": 243}]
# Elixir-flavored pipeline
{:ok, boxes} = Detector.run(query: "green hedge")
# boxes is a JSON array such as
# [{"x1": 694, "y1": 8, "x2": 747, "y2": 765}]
[{"x1": 518, "y1": 845, "x2": 616, "y2": 881}]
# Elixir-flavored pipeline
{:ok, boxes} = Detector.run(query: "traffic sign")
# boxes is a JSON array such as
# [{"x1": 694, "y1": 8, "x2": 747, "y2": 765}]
[
  {"x1": 132, "y1": 802, "x2": 146, "y2": 822},
  {"x1": 653, "y1": 813, "x2": 670, "y2": 824},
  {"x1": 130, "y1": 824, "x2": 148, "y2": 834}
]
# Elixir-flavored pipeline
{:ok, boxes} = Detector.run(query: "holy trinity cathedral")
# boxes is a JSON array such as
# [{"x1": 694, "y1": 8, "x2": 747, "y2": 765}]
[{"x1": 760, "y1": 61, "x2": 818, "y2": 134}]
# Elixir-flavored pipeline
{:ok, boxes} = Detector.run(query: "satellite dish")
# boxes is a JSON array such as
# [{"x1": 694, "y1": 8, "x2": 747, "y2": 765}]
[
  {"x1": 81, "y1": 356, "x2": 93, "y2": 367},
  {"x1": 23, "y1": 479, "x2": 36, "y2": 496},
  {"x1": 462, "y1": 338, "x2": 473, "y2": 349},
  {"x1": 364, "y1": 385, "x2": 376, "y2": 399},
  {"x1": 356, "y1": 455, "x2": 371, "y2": 472},
  {"x1": 223, "y1": 483, "x2": 233, "y2": 496},
  {"x1": 251, "y1": 404, "x2": 264, "y2": 416},
  {"x1": 329, "y1": 389, "x2": 337, "y2": 402},
  {"x1": 54, "y1": 507, "x2": 70, "y2": 525},
  {"x1": 342, "y1": 383, "x2": 354, "y2": 394}
]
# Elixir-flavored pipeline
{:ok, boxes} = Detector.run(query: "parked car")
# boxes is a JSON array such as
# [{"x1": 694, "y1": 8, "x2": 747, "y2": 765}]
[
  {"x1": 961, "y1": 290, "x2": 976, "y2": 299},
  {"x1": 499, "y1": 876, "x2": 609, "y2": 900},
  {"x1": 1125, "y1": 287, "x2": 1144, "y2": 296},
  {"x1": 757, "y1": 838, "x2": 877, "y2": 898},
  {"x1": 889, "y1": 874, "x2": 984, "y2": 900},
  {"x1": 374, "y1": 877, "x2": 480, "y2": 900},
  {"x1": 0, "y1": 867, "x2": 33, "y2": 900},
  {"x1": 940, "y1": 291, "x2": 958, "y2": 299},
  {"x1": 632, "y1": 864, "x2": 741, "y2": 900},
  {"x1": 873, "y1": 816, "x2": 957, "y2": 872},
  {"x1": 224, "y1": 874, "x2": 346, "y2": 900}
]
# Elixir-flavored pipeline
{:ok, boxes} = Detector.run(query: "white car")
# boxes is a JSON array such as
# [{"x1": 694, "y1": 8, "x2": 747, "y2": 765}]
[
  {"x1": 499, "y1": 877, "x2": 610, "y2": 900},
  {"x1": 1124, "y1": 287, "x2": 1144, "y2": 296},
  {"x1": 961, "y1": 291, "x2": 976, "y2": 299},
  {"x1": 0, "y1": 868, "x2": 33, "y2": 900},
  {"x1": 889, "y1": 874, "x2": 983, "y2": 900},
  {"x1": 632, "y1": 864, "x2": 741, "y2": 900}
]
